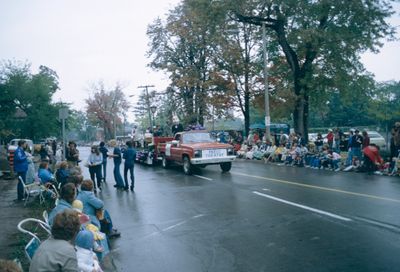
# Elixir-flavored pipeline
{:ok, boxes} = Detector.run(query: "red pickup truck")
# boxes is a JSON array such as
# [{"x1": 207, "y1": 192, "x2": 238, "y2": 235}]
[{"x1": 157, "y1": 130, "x2": 236, "y2": 175}]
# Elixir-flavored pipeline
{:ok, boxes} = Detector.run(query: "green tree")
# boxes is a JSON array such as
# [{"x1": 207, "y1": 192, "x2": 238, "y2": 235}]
[
  {"x1": 147, "y1": 0, "x2": 226, "y2": 126},
  {"x1": 231, "y1": 0, "x2": 396, "y2": 139},
  {"x1": 368, "y1": 80, "x2": 400, "y2": 130},
  {"x1": 0, "y1": 61, "x2": 61, "y2": 141}
]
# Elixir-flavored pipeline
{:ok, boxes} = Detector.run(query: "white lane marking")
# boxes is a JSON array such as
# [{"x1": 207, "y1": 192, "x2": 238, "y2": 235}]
[
  {"x1": 253, "y1": 191, "x2": 352, "y2": 222},
  {"x1": 142, "y1": 214, "x2": 206, "y2": 239},
  {"x1": 233, "y1": 172, "x2": 400, "y2": 204},
  {"x1": 162, "y1": 220, "x2": 188, "y2": 231},
  {"x1": 194, "y1": 175, "x2": 213, "y2": 181},
  {"x1": 262, "y1": 188, "x2": 271, "y2": 191}
]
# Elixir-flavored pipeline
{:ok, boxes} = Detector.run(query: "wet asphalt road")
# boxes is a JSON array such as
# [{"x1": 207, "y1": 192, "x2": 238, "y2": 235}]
[{"x1": 80, "y1": 147, "x2": 400, "y2": 272}]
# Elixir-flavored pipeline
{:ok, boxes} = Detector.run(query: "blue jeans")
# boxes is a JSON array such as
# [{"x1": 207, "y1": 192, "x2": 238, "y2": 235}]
[
  {"x1": 113, "y1": 162, "x2": 124, "y2": 187},
  {"x1": 124, "y1": 164, "x2": 135, "y2": 188},
  {"x1": 346, "y1": 149, "x2": 353, "y2": 166},
  {"x1": 102, "y1": 160, "x2": 107, "y2": 181},
  {"x1": 17, "y1": 171, "x2": 27, "y2": 200},
  {"x1": 331, "y1": 159, "x2": 340, "y2": 169},
  {"x1": 352, "y1": 147, "x2": 362, "y2": 160}
]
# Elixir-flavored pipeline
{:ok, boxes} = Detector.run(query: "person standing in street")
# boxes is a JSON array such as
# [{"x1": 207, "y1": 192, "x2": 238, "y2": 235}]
[
  {"x1": 108, "y1": 140, "x2": 125, "y2": 189},
  {"x1": 87, "y1": 146, "x2": 103, "y2": 192},
  {"x1": 99, "y1": 142, "x2": 108, "y2": 183},
  {"x1": 14, "y1": 140, "x2": 28, "y2": 201},
  {"x1": 123, "y1": 141, "x2": 136, "y2": 191}
]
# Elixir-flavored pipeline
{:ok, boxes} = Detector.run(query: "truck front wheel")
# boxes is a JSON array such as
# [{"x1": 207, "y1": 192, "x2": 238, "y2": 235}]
[
  {"x1": 220, "y1": 162, "x2": 232, "y2": 172},
  {"x1": 183, "y1": 156, "x2": 193, "y2": 175}
]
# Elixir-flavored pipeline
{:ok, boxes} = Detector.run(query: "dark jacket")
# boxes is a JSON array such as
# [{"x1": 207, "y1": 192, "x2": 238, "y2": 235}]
[
  {"x1": 56, "y1": 168, "x2": 69, "y2": 185},
  {"x1": 351, "y1": 135, "x2": 363, "y2": 148},
  {"x1": 99, "y1": 146, "x2": 108, "y2": 162},
  {"x1": 123, "y1": 147, "x2": 136, "y2": 167},
  {"x1": 113, "y1": 147, "x2": 122, "y2": 164}
]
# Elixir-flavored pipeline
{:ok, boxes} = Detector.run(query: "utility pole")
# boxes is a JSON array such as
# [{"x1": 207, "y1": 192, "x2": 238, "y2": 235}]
[
  {"x1": 262, "y1": 23, "x2": 271, "y2": 141},
  {"x1": 138, "y1": 85, "x2": 155, "y2": 129}
]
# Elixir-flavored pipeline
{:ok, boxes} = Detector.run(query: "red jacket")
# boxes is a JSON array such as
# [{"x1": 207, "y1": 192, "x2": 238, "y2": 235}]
[
  {"x1": 363, "y1": 146, "x2": 383, "y2": 165},
  {"x1": 327, "y1": 132, "x2": 334, "y2": 143}
]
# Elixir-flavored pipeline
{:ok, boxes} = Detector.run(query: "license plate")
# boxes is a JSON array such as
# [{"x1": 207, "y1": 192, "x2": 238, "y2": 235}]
[{"x1": 203, "y1": 149, "x2": 226, "y2": 158}]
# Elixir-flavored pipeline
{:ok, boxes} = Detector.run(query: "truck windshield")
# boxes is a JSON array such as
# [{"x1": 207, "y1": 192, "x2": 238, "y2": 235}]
[{"x1": 182, "y1": 133, "x2": 215, "y2": 144}]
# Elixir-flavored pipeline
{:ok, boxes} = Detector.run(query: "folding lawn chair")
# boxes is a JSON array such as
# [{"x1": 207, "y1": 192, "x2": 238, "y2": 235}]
[
  {"x1": 18, "y1": 176, "x2": 45, "y2": 206},
  {"x1": 17, "y1": 218, "x2": 51, "y2": 262}
]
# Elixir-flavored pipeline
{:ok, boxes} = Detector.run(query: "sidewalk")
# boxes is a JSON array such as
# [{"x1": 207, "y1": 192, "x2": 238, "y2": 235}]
[
  {"x1": 0, "y1": 177, "x2": 31, "y2": 266},
  {"x1": 0, "y1": 176, "x2": 118, "y2": 271}
]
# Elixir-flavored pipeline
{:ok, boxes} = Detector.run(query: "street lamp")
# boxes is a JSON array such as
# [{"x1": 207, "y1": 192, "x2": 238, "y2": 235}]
[{"x1": 150, "y1": 105, "x2": 157, "y2": 130}]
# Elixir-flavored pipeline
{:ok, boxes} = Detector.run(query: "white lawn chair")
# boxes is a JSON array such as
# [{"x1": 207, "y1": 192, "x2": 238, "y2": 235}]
[
  {"x1": 42, "y1": 210, "x2": 49, "y2": 225},
  {"x1": 39, "y1": 183, "x2": 59, "y2": 204},
  {"x1": 17, "y1": 218, "x2": 51, "y2": 261},
  {"x1": 18, "y1": 176, "x2": 44, "y2": 206}
]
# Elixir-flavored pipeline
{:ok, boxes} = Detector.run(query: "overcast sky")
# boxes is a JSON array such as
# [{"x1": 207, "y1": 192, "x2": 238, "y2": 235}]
[{"x1": 0, "y1": 0, "x2": 399, "y2": 120}]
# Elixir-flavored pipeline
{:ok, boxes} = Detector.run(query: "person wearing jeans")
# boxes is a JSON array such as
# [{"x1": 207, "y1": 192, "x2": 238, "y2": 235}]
[
  {"x1": 123, "y1": 141, "x2": 136, "y2": 191},
  {"x1": 99, "y1": 142, "x2": 108, "y2": 183},
  {"x1": 108, "y1": 140, "x2": 124, "y2": 188}
]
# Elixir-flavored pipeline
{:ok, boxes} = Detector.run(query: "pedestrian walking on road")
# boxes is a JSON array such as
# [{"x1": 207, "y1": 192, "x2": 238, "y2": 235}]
[
  {"x1": 123, "y1": 141, "x2": 136, "y2": 191},
  {"x1": 108, "y1": 140, "x2": 124, "y2": 189},
  {"x1": 14, "y1": 140, "x2": 28, "y2": 201},
  {"x1": 87, "y1": 146, "x2": 103, "y2": 192},
  {"x1": 99, "y1": 142, "x2": 108, "y2": 183}
]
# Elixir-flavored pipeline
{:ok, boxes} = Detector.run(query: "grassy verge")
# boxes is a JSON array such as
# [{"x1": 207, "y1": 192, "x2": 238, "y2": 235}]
[{"x1": 9, "y1": 197, "x2": 55, "y2": 271}]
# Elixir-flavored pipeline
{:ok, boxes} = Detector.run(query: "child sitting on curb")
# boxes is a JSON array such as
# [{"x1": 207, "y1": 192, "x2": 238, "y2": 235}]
[{"x1": 75, "y1": 230, "x2": 103, "y2": 272}]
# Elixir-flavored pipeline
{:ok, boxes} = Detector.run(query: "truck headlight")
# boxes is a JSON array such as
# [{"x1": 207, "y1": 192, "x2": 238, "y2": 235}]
[
  {"x1": 194, "y1": 150, "x2": 202, "y2": 158},
  {"x1": 227, "y1": 148, "x2": 234, "y2": 155}
]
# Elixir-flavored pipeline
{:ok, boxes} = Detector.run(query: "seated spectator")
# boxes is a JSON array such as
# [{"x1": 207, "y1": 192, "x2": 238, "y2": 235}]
[
  {"x1": 77, "y1": 179, "x2": 120, "y2": 238},
  {"x1": 48, "y1": 183, "x2": 76, "y2": 226},
  {"x1": 304, "y1": 144, "x2": 317, "y2": 167},
  {"x1": 327, "y1": 150, "x2": 342, "y2": 171},
  {"x1": 38, "y1": 161, "x2": 56, "y2": 186},
  {"x1": 75, "y1": 230, "x2": 103, "y2": 272},
  {"x1": 236, "y1": 142, "x2": 248, "y2": 158},
  {"x1": 29, "y1": 210, "x2": 80, "y2": 272},
  {"x1": 246, "y1": 145, "x2": 259, "y2": 160},
  {"x1": 270, "y1": 144, "x2": 286, "y2": 163},
  {"x1": 56, "y1": 161, "x2": 70, "y2": 186},
  {"x1": 263, "y1": 144, "x2": 277, "y2": 162},
  {"x1": 362, "y1": 144, "x2": 383, "y2": 174},
  {"x1": 67, "y1": 174, "x2": 84, "y2": 192},
  {"x1": 72, "y1": 200, "x2": 106, "y2": 251}
]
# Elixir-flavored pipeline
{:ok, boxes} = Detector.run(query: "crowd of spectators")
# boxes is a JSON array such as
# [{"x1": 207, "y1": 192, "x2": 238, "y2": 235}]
[
  {"x1": 9, "y1": 139, "x2": 122, "y2": 271},
  {"x1": 234, "y1": 126, "x2": 399, "y2": 176}
]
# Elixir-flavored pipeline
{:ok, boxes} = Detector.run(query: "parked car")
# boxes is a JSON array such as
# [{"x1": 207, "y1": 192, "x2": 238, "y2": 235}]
[
  {"x1": 8, "y1": 139, "x2": 34, "y2": 154},
  {"x1": 367, "y1": 131, "x2": 386, "y2": 150}
]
